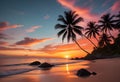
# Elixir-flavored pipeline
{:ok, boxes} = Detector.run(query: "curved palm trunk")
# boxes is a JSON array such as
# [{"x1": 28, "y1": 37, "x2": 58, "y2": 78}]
[
  {"x1": 83, "y1": 35, "x2": 98, "y2": 48},
  {"x1": 74, "y1": 40, "x2": 90, "y2": 54}
]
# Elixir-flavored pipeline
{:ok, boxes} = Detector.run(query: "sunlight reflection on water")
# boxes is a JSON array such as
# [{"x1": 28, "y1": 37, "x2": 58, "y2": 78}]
[
  {"x1": 1, "y1": 58, "x2": 120, "y2": 82},
  {"x1": 0, "y1": 57, "x2": 91, "y2": 82},
  {"x1": 66, "y1": 64, "x2": 70, "y2": 74}
]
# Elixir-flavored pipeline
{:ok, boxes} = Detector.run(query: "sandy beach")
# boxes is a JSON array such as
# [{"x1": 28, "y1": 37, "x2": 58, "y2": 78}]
[
  {"x1": 0, "y1": 58, "x2": 120, "y2": 82},
  {"x1": 0, "y1": 0, "x2": 120, "y2": 82}
]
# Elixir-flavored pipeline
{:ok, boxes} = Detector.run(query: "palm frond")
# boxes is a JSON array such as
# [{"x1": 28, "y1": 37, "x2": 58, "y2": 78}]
[
  {"x1": 85, "y1": 21, "x2": 100, "y2": 39},
  {"x1": 64, "y1": 11, "x2": 71, "y2": 24},
  {"x1": 67, "y1": 28, "x2": 71, "y2": 42},
  {"x1": 98, "y1": 33, "x2": 112, "y2": 47},
  {"x1": 58, "y1": 15, "x2": 68, "y2": 25},
  {"x1": 71, "y1": 31, "x2": 76, "y2": 41},
  {"x1": 74, "y1": 26, "x2": 84, "y2": 30},
  {"x1": 72, "y1": 17, "x2": 83, "y2": 25},
  {"x1": 55, "y1": 24, "x2": 67, "y2": 29},
  {"x1": 109, "y1": 15, "x2": 115, "y2": 20},
  {"x1": 62, "y1": 31, "x2": 67, "y2": 42},
  {"x1": 57, "y1": 29, "x2": 66, "y2": 37},
  {"x1": 73, "y1": 28, "x2": 83, "y2": 35},
  {"x1": 72, "y1": 14, "x2": 79, "y2": 21},
  {"x1": 55, "y1": 10, "x2": 84, "y2": 43}
]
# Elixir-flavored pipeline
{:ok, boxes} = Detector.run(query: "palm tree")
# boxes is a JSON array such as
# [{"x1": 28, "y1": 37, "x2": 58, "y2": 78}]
[
  {"x1": 55, "y1": 10, "x2": 90, "y2": 54},
  {"x1": 83, "y1": 34, "x2": 98, "y2": 49},
  {"x1": 98, "y1": 33, "x2": 112, "y2": 48},
  {"x1": 98, "y1": 13, "x2": 116, "y2": 37},
  {"x1": 114, "y1": 33, "x2": 120, "y2": 48},
  {"x1": 85, "y1": 21, "x2": 100, "y2": 46},
  {"x1": 115, "y1": 11, "x2": 120, "y2": 32}
]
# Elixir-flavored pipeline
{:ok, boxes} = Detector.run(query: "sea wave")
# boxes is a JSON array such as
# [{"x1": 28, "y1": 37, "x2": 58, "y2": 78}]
[
  {"x1": 0, "y1": 60, "x2": 83, "y2": 78},
  {"x1": 0, "y1": 68, "x2": 37, "y2": 78},
  {"x1": 0, "y1": 63, "x2": 29, "y2": 67}
]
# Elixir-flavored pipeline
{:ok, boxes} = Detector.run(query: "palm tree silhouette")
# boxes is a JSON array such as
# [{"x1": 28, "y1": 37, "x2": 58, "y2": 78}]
[
  {"x1": 98, "y1": 13, "x2": 115, "y2": 37},
  {"x1": 115, "y1": 12, "x2": 120, "y2": 32},
  {"x1": 114, "y1": 33, "x2": 120, "y2": 48},
  {"x1": 85, "y1": 21, "x2": 100, "y2": 47},
  {"x1": 98, "y1": 33, "x2": 112, "y2": 48},
  {"x1": 55, "y1": 10, "x2": 90, "y2": 54}
]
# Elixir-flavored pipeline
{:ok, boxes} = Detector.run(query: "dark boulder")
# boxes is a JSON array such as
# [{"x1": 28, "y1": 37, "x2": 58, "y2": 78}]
[
  {"x1": 39, "y1": 62, "x2": 54, "y2": 68},
  {"x1": 77, "y1": 69, "x2": 91, "y2": 77},
  {"x1": 91, "y1": 72, "x2": 97, "y2": 75},
  {"x1": 29, "y1": 61, "x2": 41, "y2": 66}
]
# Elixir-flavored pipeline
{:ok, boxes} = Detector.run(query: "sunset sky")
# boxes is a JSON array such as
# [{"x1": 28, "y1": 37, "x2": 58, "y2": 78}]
[{"x1": 0, "y1": 0, "x2": 120, "y2": 58}]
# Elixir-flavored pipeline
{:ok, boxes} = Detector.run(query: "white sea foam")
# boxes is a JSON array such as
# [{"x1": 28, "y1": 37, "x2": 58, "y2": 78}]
[
  {"x1": 0, "y1": 63, "x2": 29, "y2": 67},
  {"x1": 0, "y1": 59, "x2": 82, "y2": 78},
  {"x1": 0, "y1": 68, "x2": 37, "y2": 78}
]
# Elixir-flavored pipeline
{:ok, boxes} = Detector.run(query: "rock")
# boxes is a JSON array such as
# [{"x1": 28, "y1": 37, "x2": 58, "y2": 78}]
[
  {"x1": 76, "y1": 68, "x2": 97, "y2": 77},
  {"x1": 91, "y1": 72, "x2": 97, "y2": 75},
  {"x1": 29, "y1": 61, "x2": 41, "y2": 65},
  {"x1": 39, "y1": 62, "x2": 54, "y2": 68},
  {"x1": 76, "y1": 68, "x2": 91, "y2": 77}
]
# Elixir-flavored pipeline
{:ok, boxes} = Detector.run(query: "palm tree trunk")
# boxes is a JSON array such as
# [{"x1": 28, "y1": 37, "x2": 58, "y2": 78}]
[
  {"x1": 74, "y1": 40, "x2": 90, "y2": 54},
  {"x1": 83, "y1": 35, "x2": 98, "y2": 48}
]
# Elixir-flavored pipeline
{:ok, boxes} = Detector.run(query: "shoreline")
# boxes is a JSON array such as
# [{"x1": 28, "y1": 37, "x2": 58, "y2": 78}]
[
  {"x1": 0, "y1": 58, "x2": 120, "y2": 82},
  {"x1": 70, "y1": 54, "x2": 120, "y2": 60}
]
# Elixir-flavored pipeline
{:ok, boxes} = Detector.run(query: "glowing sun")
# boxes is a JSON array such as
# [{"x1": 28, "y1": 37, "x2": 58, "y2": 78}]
[{"x1": 64, "y1": 55, "x2": 70, "y2": 59}]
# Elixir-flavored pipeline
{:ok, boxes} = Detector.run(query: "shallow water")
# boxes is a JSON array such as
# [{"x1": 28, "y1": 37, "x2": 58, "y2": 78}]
[{"x1": 0, "y1": 57, "x2": 120, "y2": 82}]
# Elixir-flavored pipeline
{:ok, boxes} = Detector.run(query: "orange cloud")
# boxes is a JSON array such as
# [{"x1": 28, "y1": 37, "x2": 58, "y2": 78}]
[
  {"x1": 39, "y1": 37, "x2": 97, "y2": 58},
  {"x1": 0, "y1": 33, "x2": 10, "y2": 39},
  {"x1": 0, "y1": 46, "x2": 27, "y2": 51},
  {"x1": 0, "y1": 47, "x2": 52, "y2": 58},
  {"x1": 0, "y1": 41, "x2": 8, "y2": 46},
  {"x1": 57, "y1": 0, "x2": 98, "y2": 25},
  {"x1": 110, "y1": 0, "x2": 120, "y2": 12},
  {"x1": 15, "y1": 37, "x2": 52, "y2": 46},
  {"x1": 0, "y1": 37, "x2": 97, "y2": 58},
  {"x1": 0, "y1": 22, "x2": 23, "y2": 31},
  {"x1": 0, "y1": 46, "x2": 34, "y2": 57},
  {"x1": 26, "y1": 25, "x2": 41, "y2": 33}
]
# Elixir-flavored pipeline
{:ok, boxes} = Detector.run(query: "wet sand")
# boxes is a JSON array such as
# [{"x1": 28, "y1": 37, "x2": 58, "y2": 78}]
[{"x1": 0, "y1": 58, "x2": 120, "y2": 82}]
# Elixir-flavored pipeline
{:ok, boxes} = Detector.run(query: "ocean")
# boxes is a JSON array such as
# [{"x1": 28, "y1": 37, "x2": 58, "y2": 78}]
[{"x1": 0, "y1": 57, "x2": 120, "y2": 82}]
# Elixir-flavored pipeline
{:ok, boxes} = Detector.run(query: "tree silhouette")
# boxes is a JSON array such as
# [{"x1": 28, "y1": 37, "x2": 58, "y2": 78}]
[
  {"x1": 114, "y1": 33, "x2": 120, "y2": 48},
  {"x1": 85, "y1": 21, "x2": 100, "y2": 46},
  {"x1": 98, "y1": 33, "x2": 112, "y2": 48},
  {"x1": 115, "y1": 11, "x2": 120, "y2": 32},
  {"x1": 98, "y1": 13, "x2": 115, "y2": 37},
  {"x1": 55, "y1": 11, "x2": 90, "y2": 54}
]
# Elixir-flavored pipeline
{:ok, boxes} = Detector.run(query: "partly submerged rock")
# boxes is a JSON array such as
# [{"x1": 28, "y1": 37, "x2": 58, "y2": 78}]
[
  {"x1": 29, "y1": 61, "x2": 41, "y2": 66},
  {"x1": 76, "y1": 68, "x2": 96, "y2": 77},
  {"x1": 39, "y1": 62, "x2": 54, "y2": 68}
]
